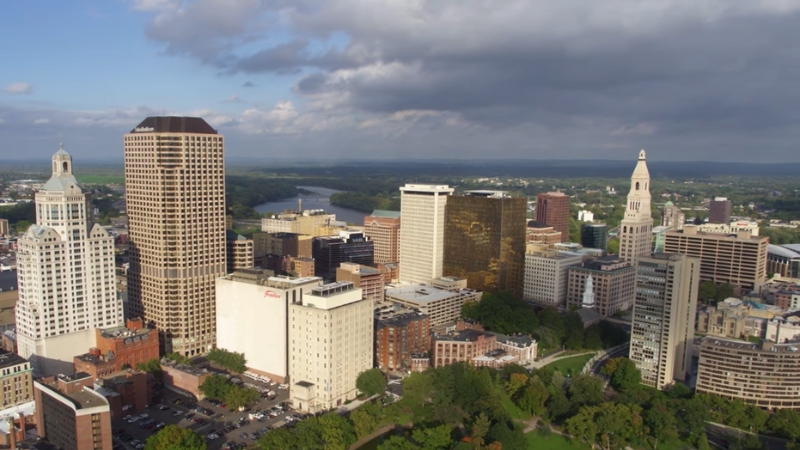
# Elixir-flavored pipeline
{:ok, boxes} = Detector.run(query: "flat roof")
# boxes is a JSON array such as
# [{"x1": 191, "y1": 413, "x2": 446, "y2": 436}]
[
  {"x1": 0, "y1": 270, "x2": 17, "y2": 292},
  {"x1": 701, "y1": 336, "x2": 800, "y2": 353},
  {"x1": 385, "y1": 285, "x2": 455, "y2": 304},
  {"x1": 368, "y1": 210, "x2": 401, "y2": 219},
  {"x1": 38, "y1": 381, "x2": 108, "y2": 410},
  {"x1": 0, "y1": 351, "x2": 27, "y2": 369}
]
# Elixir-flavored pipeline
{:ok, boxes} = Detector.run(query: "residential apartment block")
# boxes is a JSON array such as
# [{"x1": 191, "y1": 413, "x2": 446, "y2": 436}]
[
  {"x1": 630, "y1": 254, "x2": 700, "y2": 390},
  {"x1": 364, "y1": 210, "x2": 400, "y2": 265},
  {"x1": 16, "y1": 147, "x2": 122, "y2": 375},
  {"x1": 566, "y1": 256, "x2": 636, "y2": 317},
  {"x1": 697, "y1": 337, "x2": 800, "y2": 409},
  {"x1": 0, "y1": 352, "x2": 33, "y2": 409},
  {"x1": 125, "y1": 117, "x2": 226, "y2": 356},
  {"x1": 289, "y1": 282, "x2": 372, "y2": 412},
  {"x1": 523, "y1": 247, "x2": 583, "y2": 307},
  {"x1": 663, "y1": 226, "x2": 769, "y2": 291},
  {"x1": 375, "y1": 312, "x2": 430, "y2": 372}
]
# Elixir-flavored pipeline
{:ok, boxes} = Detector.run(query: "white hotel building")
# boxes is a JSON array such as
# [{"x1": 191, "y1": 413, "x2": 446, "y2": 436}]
[
  {"x1": 16, "y1": 147, "x2": 122, "y2": 375},
  {"x1": 215, "y1": 270, "x2": 322, "y2": 382}
]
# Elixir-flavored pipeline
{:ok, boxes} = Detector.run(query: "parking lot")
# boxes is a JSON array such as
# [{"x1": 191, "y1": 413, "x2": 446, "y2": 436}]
[{"x1": 111, "y1": 381, "x2": 297, "y2": 450}]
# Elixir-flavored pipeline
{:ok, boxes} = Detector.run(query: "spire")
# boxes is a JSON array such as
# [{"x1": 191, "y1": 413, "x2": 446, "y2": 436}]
[{"x1": 582, "y1": 275, "x2": 595, "y2": 309}]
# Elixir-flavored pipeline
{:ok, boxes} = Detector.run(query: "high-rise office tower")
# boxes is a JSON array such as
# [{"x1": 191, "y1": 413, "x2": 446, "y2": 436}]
[
  {"x1": 443, "y1": 191, "x2": 527, "y2": 297},
  {"x1": 363, "y1": 210, "x2": 400, "y2": 265},
  {"x1": 312, "y1": 231, "x2": 374, "y2": 282},
  {"x1": 535, "y1": 192, "x2": 570, "y2": 242},
  {"x1": 124, "y1": 117, "x2": 226, "y2": 356},
  {"x1": 629, "y1": 253, "x2": 700, "y2": 390},
  {"x1": 16, "y1": 147, "x2": 122, "y2": 375},
  {"x1": 709, "y1": 197, "x2": 732, "y2": 224},
  {"x1": 399, "y1": 184, "x2": 453, "y2": 284},
  {"x1": 580, "y1": 223, "x2": 608, "y2": 251},
  {"x1": 618, "y1": 150, "x2": 653, "y2": 265},
  {"x1": 660, "y1": 201, "x2": 685, "y2": 230}
]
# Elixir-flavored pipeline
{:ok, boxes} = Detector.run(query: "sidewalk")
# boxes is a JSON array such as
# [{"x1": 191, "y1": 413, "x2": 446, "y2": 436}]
[{"x1": 528, "y1": 350, "x2": 595, "y2": 369}]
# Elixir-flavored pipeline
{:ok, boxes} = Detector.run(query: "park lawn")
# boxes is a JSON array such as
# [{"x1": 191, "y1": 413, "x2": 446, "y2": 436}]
[
  {"x1": 541, "y1": 353, "x2": 594, "y2": 376},
  {"x1": 526, "y1": 432, "x2": 591, "y2": 450},
  {"x1": 500, "y1": 394, "x2": 531, "y2": 420}
]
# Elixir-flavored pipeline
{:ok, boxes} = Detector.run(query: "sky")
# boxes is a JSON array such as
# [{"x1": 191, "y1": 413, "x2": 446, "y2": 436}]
[{"x1": 2, "y1": 0, "x2": 800, "y2": 163}]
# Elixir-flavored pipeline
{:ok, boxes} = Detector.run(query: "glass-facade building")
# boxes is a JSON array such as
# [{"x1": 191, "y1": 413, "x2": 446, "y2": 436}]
[
  {"x1": 580, "y1": 223, "x2": 608, "y2": 251},
  {"x1": 443, "y1": 192, "x2": 527, "y2": 298},
  {"x1": 312, "y1": 233, "x2": 374, "y2": 282}
]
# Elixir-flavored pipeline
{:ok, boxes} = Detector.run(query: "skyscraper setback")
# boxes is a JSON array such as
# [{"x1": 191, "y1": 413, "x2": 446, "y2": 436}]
[
  {"x1": 535, "y1": 192, "x2": 570, "y2": 242},
  {"x1": 16, "y1": 147, "x2": 122, "y2": 375},
  {"x1": 124, "y1": 117, "x2": 226, "y2": 356},
  {"x1": 618, "y1": 150, "x2": 653, "y2": 265}
]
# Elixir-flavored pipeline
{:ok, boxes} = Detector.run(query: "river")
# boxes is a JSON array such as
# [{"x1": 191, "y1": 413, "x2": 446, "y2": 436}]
[{"x1": 253, "y1": 186, "x2": 367, "y2": 225}]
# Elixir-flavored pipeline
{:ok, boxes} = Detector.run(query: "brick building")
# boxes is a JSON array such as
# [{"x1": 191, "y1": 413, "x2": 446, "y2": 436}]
[
  {"x1": 431, "y1": 330, "x2": 497, "y2": 368},
  {"x1": 337, "y1": 263, "x2": 385, "y2": 303},
  {"x1": 375, "y1": 312, "x2": 430, "y2": 372},
  {"x1": 363, "y1": 210, "x2": 401, "y2": 265},
  {"x1": 535, "y1": 193, "x2": 570, "y2": 243},
  {"x1": 0, "y1": 351, "x2": 33, "y2": 409},
  {"x1": 34, "y1": 373, "x2": 112, "y2": 450},
  {"x1": 160, "y1": 360, "x2": 211, "y2": 400},
  {"x1": 73, "y1": 319, "x2": 159, "y2": 380},
  {"x1": 94, "y1": 370, "x2": 152, "y2": 419},
  {"x1": 566, "y1": 256, "x2": 636, "y2": 317}
]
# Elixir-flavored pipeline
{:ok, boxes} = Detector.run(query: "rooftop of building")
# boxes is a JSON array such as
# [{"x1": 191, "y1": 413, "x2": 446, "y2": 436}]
[
  {"x1": 0, "y1": 400, "x2": 35, "y2": 434},
  {"x1": 376, "y1": 311, "x2": 428, "y2": 327},
  {"x1": 668, "y1": 226, "x2": 768, "y2": 242},
  {"x1": 526, "y1": 220, "x2": 552, "y2": 229},
  {"x1": 462, "y1": 190, "x2": 509, "y2": 198},
  {"x1": 338, "y1": 263, "x2": 381, "y2": 276},
  {"x1": 769, "y1": 244, "x2": 800, "y2": 259},
  {"x1": 160, "y1": 359, "x2": 210, "y2": 377},
  {"x1": 368, "y1": 210, "x2": 401, "y2": 219},
  {"x1": 527, "y1": 250, "x2": 583, "y2": 260},
  {"x1": 399, "y1": 184, "x2": 453, "y2": 193},
  {"x1": 226, "y1": 229, "x2": 248, "y2": 241},
  {"x1": 98, "y1": 324, "x2": 154, "y2": 341},
  {"x1": 0, "y1": 351, "x2": 27, "y2": 369},
  {"x1": 38, "y1": 375, "x2": 108, "y2": 410},
  {"x1": 572, "y1": 255, "x2": 631, "y2": 272},
  {"x1": 494, "y1": 333, "x2": 536, "y2": 347},
  {"x1": 433, "y1": 329, "x2": 493, "y2": 343},
  {"x1": 701, "y1": 336, "x2": 800, "y2": 353},
  {"x1": 309, "y1": 281, "x2": 356, "y2": 297},
  {"x1": 129, "y1": 116, "x2": 217, "y2": 134},
  {"x1": 385, "y1": 285, "x2": 458, "y2": 304},
  {"x1": 97, "y1": 369, "x2": 147, "y2": 387},
  {"x1": 575, "y1": 307, "x2": 603, "y2": 324},
  {"x1": 538, "y1": 191, "x2": 567, "y2": 197},
  {"x1": 222, "y1": 270, "x2": 321, "y2": 287},
  {"x1": 0, "y1": 270, "x2": 17, "y2": 292}
]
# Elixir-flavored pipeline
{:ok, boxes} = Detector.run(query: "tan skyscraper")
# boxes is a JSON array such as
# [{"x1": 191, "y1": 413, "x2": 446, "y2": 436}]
[
  {"x1": 124, "y1": 117, "x2": 226, "y2": 357},
  {"x1": 619, "y1": 150, "x2": 653, "y2": 265},
  {"x1": 630, "y1": 253, "x2": 700, "y2": 390}
]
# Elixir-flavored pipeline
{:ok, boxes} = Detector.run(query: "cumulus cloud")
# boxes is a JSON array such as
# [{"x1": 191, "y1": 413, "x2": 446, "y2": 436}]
[
  {"x1": 33, "y1": 118, "x2": 50, "y2": 124},
  {"x1": 4, "y1": 83, "x2": 34, "y2": 95}
]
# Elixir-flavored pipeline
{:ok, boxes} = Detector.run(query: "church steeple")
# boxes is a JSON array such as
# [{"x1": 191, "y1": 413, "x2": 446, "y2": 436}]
[
  {"x1": 582, "y1": 275, "x2": 596, "y2": 309},
  {"x1": 52, "y1": 143, "x2": 73, "y2": 176}
]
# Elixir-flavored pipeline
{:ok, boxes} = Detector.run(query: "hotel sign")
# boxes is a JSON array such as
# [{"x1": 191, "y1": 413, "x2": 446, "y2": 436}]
[{"x1": 264, "y1": 290, "x2": 281, "y2": 299}]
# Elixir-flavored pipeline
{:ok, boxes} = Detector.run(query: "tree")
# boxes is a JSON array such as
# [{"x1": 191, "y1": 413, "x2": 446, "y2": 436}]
[
  {"x1": 609, "y1": 358, "x2": 641, "y2": 392},
  {"x1": 515, "y1": 380, "x2": 549, "y2": 416},
  {"x1": 350, "y1": 403, "x2": 380, "y2": 439},
  {"x1": 165, "y1": 352, "x2": 191, "y2": 365},
  {"x1": 145, "y1": 425, "x2": 206, "y2": 450},
  {"x1": 136, "y1": 358, "x2": 162, "y2": 374},
  {"x1": 644, "y1": 404, "x2": 677, "y2": 450},
  {"x1": 206, "y1": 348, "x2": 247, "y2": 373},
  {"x1": 565, "y1": 403, "x2": 643, "y2": 450},
  {"x1": 607, "y1": 238, "x2": 619, "y2": 255},
  {"x1": 715, "y1": 283, "x2": 735, "y2": 302},
  {"x1": 698, "y1": 281, "x2": 716, "y2": 303},
  {"x1": 198, "y1": 374, "x2": 231, "y2": 400},
  {"x1": 696, "y1": 433, "x2": 711, "y2": 450},
  {"x1": 379, "y1": 435, "x2": 419, "y2": 450},
  {"x1": 504, "y1": 372, "x2": 528, "y2": 398},
  {"x1": 402, "y1": 371, "x2": 434, "y2": 408},
  {"x1": 768, "y1": 408, "x2": 800, "y2": 440},
  {"x1": 224, "y1": 385, "x2": 259, "y2": 410},
  {"x1": 317, "y1": 412, "x2": 356, "y2": 450},
  {"x1": 568, "y1": 375, "x2": 604, "y2": 407},
  {"x1": 356, "y1": 368, "x2": 387, "y2": 397},
  {"x1": 411, "y1": 425, "x2": 452, "y2": 450},
  {"x1": 257, "y1": 427, "x2": 298, "y2": 450}
]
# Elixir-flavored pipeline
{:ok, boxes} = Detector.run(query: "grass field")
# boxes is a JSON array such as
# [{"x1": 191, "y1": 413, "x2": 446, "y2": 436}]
[
  {"x1": 76, "y1": 174, "x2": 125, "y2": 184},
  {"x1": 526, "y1": 432, "x2": 591, "y2": 450},
  {"x1": 501, "y1": 394, "x2": 531, "y2": 420},
  {"x1": 541, "y1": 353, "x2": 594, "y2": 376}
]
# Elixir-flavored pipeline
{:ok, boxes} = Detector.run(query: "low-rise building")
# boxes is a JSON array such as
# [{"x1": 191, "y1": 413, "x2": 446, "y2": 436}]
[
  {"x1": 566, "y1": 256, "x2": 636, "y2": 317},
  {"x1": 160, "y1": 360, "x2": 211, "y2": 400},
  {"x1": 526, "y1": 221, "x2": 562, "y2": 247},
  {"x1": 0, "y1": 351, "x2": 33, "y2": 409},
  {"x1": 766, "y1": 316, "x2": 800, "y2": 343},
  {"x1": 261, "y1": 210, "x2": 337, "y2": 237},
  {"x1": 34, "y1": 373, "x2": 112, "y2": 450},
  {"x1": 385, "y1": 284, "x2": 481, "y2": 326},
  {"x1": 337, "y1": 263, "x2": 384, "y2": 303},
  {"x1": 94, "y1": 370, "x2": 152, "y2": 419},
  {"x1": 73, "y1": 319, "x2": 159, "y2": 380},
  {"x1": 431, "y1": 329, "x2": 537, "y2": 369},
  {"x1": 696, "y1": 337, "x2": 800, "y2": 409},
  {"x1": 696, "y1": 298, "x2": 778, "y2": 340}
]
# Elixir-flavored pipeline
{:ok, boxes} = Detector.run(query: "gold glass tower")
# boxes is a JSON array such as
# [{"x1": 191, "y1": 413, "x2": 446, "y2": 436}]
[{"x1": 124, "y1": 117, "x2": 226, "y2": 356}]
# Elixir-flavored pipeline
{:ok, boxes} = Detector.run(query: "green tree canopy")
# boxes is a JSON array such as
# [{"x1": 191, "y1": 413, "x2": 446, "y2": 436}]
[
  {"x1": 165, "y1": 352, "x2": 191, "y2": 365},
  {"x1": 135, "y1": 358, "x2": 162, "y2": 374},
  {"x1": 198, "y1": 374, "x2": 231, "y2": 400},
  {"x1": 206, "y1": 348, "x2": 247, "y2": 373},
  {"x1": 356, "y1": 368, "x2": 387, "y2": 397},
  {"x1": 568, "y1": 375, "x2": 605, "y2": 407},
  {"x1": 145, "y1": 425, "x2": 206, "y2": 450},
  {"x1": 767, "y1": 408, "x2": 800, "y2": 440},
  {"x1": 609, "y1": 358, "x2": 641, "y2": 392}
]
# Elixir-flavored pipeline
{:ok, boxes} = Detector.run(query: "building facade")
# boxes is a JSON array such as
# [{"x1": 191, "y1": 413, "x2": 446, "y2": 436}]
[
  {"x1": 124, "y1": 117, "x2": 226, "y2": 356},
  {"x1": 443, "y1": 192, "x2": 527, "y2": 297},
  {"x1": 660, "y1": 201, "x2": 685, "y2": 230},
  {"x1": 709, "y1": 197, "x2": 732, "y2": 224},
  {"x1": 566, "y1": 256, "x2": 636, "y2": 317},
  {"x1": 363, "y1": 210, "x2": 400, "y2": 265},
  {"x1": 768, "y1": 244, "x2": 800, "y2": 279},
  {"x1": 580, "y1": 223, "x2": 608, "y2": 251},
  {"x1": 523, "y1": 248, "x2": 583, "y2": 308},
  {"x1": 535, "y1": 192, "x2": 570, "y2": 242},
  {"x1": 526, "y1": 221, "x2": 562, "y2": 247},
  {"x1": 399, "y1": 184, "x2": 453, "y2": 284},
  {"x1": 618, "y1": 150, "x2": 653, "y2": 266},
  {"x1": 312, "y1": 231, "x2": 374, "y2": 282},
  {"x1": 73, "y1": 319, "x2": 159, "y2": 380},
  {"x1": 0, "y1": 352, "x2": 33, "y2": 409},
  {"x1": 289, "y1": 282, "x2": 372, "y2": 412},
  {"x1": 697, "y1": 220, "x2": 760, "y2": 236},
  {"x1": 696, "y1": 337, "x2": 800, "y2": 409},
  {"x1": 226, "y1": 230, "x2": 254, "y2": 273},
  {"x1": 629, "y1": 254, "x2": 700, "y2": 390},
  {"x1": 216, "y1": 270, "x2": 322, "y2": 382},
  {"x1": 261, "y1": 210, "x2": 337, "y2": 237},
  {"x1": 16, "y1": 147, "x2": 122, "y2": 375},
  {"x1": 663, "y1": 226, "x2": 769, "y2": 291},
  {"x1": 34, "y1": 374, "x2": 112, "y2": 450},
  {"x1": 375, "y1": 312, "x2": 430, "y2": 372},
  {"x1": 336, "y1": 263, "x2": 384, "y2": 303},
  {"x1": 385, "y1": 284, "x2": 481, "y2": 326}
]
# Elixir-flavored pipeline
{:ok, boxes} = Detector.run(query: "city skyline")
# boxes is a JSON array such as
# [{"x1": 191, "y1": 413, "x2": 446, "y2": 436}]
[{"x1": 3, "y1": 1, "x2": 800, "y2": 162}]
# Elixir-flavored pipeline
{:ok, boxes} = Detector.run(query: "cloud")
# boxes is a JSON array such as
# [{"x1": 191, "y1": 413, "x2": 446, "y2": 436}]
[
  {"x1": 242, "y1": 81, "x2": 255, "y2": 88},
  {"x1": 222, "y1": 94, "x2": 244, "y2": 103},
  {"x1": 4, "y1": 83, "x2": 34, "y2": 95},
  {"x1": 33, "y1": 118, "x2": 50, "y2": 125}
]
